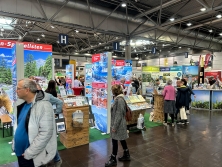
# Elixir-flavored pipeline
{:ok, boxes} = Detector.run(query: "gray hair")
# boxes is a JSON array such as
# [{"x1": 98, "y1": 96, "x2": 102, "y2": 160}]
[
  {"x1": 19, "y1": 78, "x2": 38, "y2": 93},
  {"x1": 167, "y1": 79, "x2": 172, "y2": 85},
  {"x1": 36, "y1": 83, "x2": 42, "y2": 90}
]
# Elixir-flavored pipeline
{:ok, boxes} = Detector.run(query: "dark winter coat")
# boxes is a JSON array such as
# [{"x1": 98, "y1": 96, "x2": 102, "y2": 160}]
[
  {"x1": 110, "y1": 94, "x2": 128, "y2": 141},
  {"x1": 176, "y1": 86, "x2": 190, "y2": 108}
]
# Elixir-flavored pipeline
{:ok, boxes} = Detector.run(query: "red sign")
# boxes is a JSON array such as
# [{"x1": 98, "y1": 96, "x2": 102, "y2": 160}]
[
  {"x1": 115, "y1": 60, "x2": 125, "y2": 66},
  {"x1": 92, "y1": 54, "x2": 101, "y2": 63},
  {"x1": 204, "y1": 53, "x2": 211, "y2": 68},
  {"x1": 92, "y1": 82, "x2": 107, "y2": 88},
  {"x1": 0, "y1": 40, "x2": 15, "y2": 48},
  {"x1": 0, "y1": 40, "x2": 52, "y2": 52},
  {"x1": 23, "y1": 42, "x2": 52, "y2": 52},
  {"x1": 205, "y1": 71, "x2": 221, "y2": 81}
]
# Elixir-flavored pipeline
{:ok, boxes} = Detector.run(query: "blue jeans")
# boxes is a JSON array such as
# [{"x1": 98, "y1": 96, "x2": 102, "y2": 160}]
[{"x1": 54, "y1": 150, "x2": 61, "y2": 162}]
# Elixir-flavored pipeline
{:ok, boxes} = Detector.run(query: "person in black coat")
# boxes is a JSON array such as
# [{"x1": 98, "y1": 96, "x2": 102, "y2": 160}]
[{"x1": 176, "y1": 79, "x2": 190, "y2": 124}]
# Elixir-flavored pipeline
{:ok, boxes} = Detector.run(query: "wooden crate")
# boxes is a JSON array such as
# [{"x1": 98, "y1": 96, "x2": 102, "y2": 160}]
[
  {"x1": 127, "y1": 109, "x2": 146, "y2": 125},
  {"x1": 60, "y1": 132, "x2": 89, "y2": 148},
  {"x1": 60, "y1": 105, "x2": 89, "y2": 148},
  {"x1": 153, "y1": 94, "x2": 164, "y2": 123}
]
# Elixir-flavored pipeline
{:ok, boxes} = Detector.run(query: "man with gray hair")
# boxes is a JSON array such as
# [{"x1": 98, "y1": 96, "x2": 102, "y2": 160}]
[{"x1": 12, "y1": 79, "x2": 57, "y2": 167}]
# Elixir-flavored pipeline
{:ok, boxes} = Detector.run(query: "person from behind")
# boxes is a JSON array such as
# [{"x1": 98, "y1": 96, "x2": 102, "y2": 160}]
[
  {"x1": 74, "y1": 76, "x2": 82, "y2": 87},
  {"x1": 162, "y1": 80, "x2": 176, "y2": 126},
  {"x1": 13, "y1": 79, "x2": 57, "y2": 167},
  {"x1": 36, "y1": 83, "x2": 63, "y2": 167},
  {"x1": 176, "y1": 79, "x2": 190, "y2": 124},
  {"x1": 105, "y1": 84, "x2": 130, "y2": 167},
  {"x1": 45, "y1": 80, "x2": 57, "y2": 98}
]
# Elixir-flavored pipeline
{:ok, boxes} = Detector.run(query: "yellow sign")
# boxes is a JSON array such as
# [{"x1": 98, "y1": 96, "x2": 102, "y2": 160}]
[
  {"x1": 142, "y1": 66, "x2": 160, "y2": 72},
  {"x1": 164, "y1": 58, "x2": 168, "y2": 66}
]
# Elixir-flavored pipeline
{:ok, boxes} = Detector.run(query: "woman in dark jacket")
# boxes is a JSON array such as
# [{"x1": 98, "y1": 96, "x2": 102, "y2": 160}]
[
  {"x1": 45, "y1": 80, "x2": 57, "y2": 97},
  {"x1": 105, "y1": 84, "x2": 130, "y2": 167},
  {"x1": 176, "y1": 79, "x2": 190, "y2": 124}
]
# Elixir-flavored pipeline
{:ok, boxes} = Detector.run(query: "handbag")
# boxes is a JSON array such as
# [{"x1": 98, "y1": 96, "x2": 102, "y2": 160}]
[{"x1": 180, "y1": 107, "x2": 187, "y2": 120}]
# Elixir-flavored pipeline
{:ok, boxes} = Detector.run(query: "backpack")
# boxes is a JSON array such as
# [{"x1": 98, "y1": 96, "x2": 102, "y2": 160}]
[{"x1": 119, "y1": 96, "x2": 132, "y2": 122}]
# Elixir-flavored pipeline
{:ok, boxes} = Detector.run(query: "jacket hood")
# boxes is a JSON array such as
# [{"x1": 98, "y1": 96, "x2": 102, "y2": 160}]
[{"x1": 35, "y1": 90, "x2": 46, "y2": 102}]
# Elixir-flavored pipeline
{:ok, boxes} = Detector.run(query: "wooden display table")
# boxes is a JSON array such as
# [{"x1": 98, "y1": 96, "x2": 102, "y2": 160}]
[
  {"x1": 153, "y1": 94, "x2": 164, "y2": 123},
  {"x1": 60, "y1": 104, "x2": 89, "y2": 148},
  {"x1": 127, "y1": 109, "x2": 146, "y2": 125}
]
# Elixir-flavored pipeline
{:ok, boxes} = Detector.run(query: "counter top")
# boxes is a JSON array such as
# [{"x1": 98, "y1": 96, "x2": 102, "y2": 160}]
[{"x1": 193, "y1": 89, "x2": 222, "y2": 91}]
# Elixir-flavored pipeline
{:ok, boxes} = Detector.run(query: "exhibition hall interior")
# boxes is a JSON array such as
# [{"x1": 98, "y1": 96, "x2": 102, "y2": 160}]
[{"x1": 1, "y1": 0, "x2": 222, "y2": 167}]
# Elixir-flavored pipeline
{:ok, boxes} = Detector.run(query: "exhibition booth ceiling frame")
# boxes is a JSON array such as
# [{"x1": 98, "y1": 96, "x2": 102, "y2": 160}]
[{"x1": 0, "y1": 0, "x2": 222, "y2": 57}]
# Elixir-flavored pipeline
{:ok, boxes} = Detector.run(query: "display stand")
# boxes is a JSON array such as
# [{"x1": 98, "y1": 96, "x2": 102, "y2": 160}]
[
  {"x1": 153, "y1": 94, "x2": 164, "y2": 123},
  {"x1": 59, "y1": 96, "x2": 89, "y2": 148},
  {"x1": 125, "y1": 95, "x2": 150, "y2": 126}
]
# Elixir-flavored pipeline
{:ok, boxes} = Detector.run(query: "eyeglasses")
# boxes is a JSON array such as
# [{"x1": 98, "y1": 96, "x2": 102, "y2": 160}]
[{"x1": 16, "y1": 87, "x2": 25, "y2": 90}]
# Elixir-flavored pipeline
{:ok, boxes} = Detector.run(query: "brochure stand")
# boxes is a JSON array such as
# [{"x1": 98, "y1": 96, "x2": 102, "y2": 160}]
[
  {"x1": 125, "y1": 95, "x2": 150, "y2": 126},
  {"x1": 59, "y1": 96, "x2": 89, "y2": 148},
  {"x1": 152, "y1": 94, "x2": 164, "y2": 123}
]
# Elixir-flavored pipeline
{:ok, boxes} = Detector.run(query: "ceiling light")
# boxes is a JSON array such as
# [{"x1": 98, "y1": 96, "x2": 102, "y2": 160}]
[
  {"x1": 209, "y1": 29, "x2": 213, "y2": 33},
  {"x1": 57, "y1": 41, "x2": 59, "y2": 43},
  {"x1": 51, "y1": 25, "x2": 55, "y2": 28},
  {"x1": 121, "y1": 2, "x2": 127, "y2": 7},
  {"x1": 216, "y1": 14, "x2": 222, "y2": 18},
  {"x1": 75, "y1": 30, "x2": 79, "y2": 33},
  {"x1": 219, "y1": 33, "x2": 222, "y2": 36},
  {"x1": 135, "y1": 57, "x2": 139, "y2": 60},
  {"x1": 1, "y1": 27, "x2": 4, "y2": 31},
  {"x1": 179, "y1": 47, "x2": 182, "y2": 49},
  {"x1": 123, "y1": 48, "x2": 125, "y2": 50},
  {"x1": 37, "y1": 38, "x2": 40, "y2": 41},
  {"x1": 187, "y1": 23, "x2": 192, "y2": 26},
  {"x1": 134, "y1": 50, "x2": 136, "y2": 52},
  {"x1": 112, "y1": 55, "x2": 117, "y2": 58},
  {"x1": 145, "y1": 55, "x2": 147, "y2": 56},
  {"x1": 200, "y1": 8, "x2": 206, "y2": 11},
  {"x1": 41, "y1": 34, "x2": 45, "y2": 37},
  {"x1": 99, "y1": 43, "x2": 101, "y2": 45},
  {"x1": 144, "y1": 47, "x2": 146, "y2": 50},
  {"x1": 170, "y1": 18, "x2": 175, "y2": 22}
]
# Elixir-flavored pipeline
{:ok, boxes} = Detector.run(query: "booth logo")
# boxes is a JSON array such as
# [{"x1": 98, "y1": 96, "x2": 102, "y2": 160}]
[
  {"x1": 0, "y1": 41, "x2": 15, "y2": 48},
  {"x1": 115, "y1": 60, "x2": 125, "y2": 66},
  {"x1": 92, "y1": 54, "x2": 101, "y2": 63}
]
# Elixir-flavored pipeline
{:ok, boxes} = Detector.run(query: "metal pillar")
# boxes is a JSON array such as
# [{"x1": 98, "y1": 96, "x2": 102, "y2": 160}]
[{"x1": 125, "y1": 38, "x2": 131, "y2": 60}]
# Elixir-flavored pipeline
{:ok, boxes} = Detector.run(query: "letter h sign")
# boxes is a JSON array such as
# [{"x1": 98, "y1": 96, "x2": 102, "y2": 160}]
[{"x1": 59, "y1": 34, "x2": 68, "y2": 45}]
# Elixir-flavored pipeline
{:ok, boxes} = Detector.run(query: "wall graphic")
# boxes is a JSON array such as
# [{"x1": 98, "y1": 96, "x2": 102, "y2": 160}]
[
  {"x1": 91, "y1": 53, "x2": 109, "y2": 133},
  {"x1": 212, "y1": 91, "x2": 222, "y2": 110},
  {"x1": 191, "y1": 90, "x2": 210, "y2": 109},
  {"x1": 85, "y1": 64, "x2": 92, "y2": 101},
  {"x1": 12, "y1": 45, "x2": 16, "y2": 102},
  {"x1": 23, "y1": 43, "x2": 52, "y2": 88}
]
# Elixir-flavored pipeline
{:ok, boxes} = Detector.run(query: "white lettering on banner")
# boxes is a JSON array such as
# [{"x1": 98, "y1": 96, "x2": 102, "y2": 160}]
[{"x1": 60, "y1": 36, "x2": 67, "y2": 44}]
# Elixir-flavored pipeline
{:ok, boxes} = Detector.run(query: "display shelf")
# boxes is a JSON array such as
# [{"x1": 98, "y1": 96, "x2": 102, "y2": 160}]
[{"x1": 60, "y1": 96, "x2": 89, "y2": 148}]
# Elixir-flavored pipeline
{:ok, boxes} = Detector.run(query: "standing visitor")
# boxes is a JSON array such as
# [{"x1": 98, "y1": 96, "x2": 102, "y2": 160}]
[
  {"x1": 45, "y1": 80, "x2": 58, "y2": 98},
  {"x1": 120, "y1": 78, "x2": 127, "y2": 95},
  {"x1": 74, "y1": 76, "x2": 82, "y2": 87},
  {"x1": 36, "y1": 83, "x2": 63, "y2": 167},
  {"x1": 105, "y1": 84, "x2": 130, "y2": 167},
  {"x1": 162, "y1": 80, "x2": 176, "y2": 126},
  {"x1": 176, "y1": 79, "x2": 190, "y2": 124},
  {"x1": 13, "y1": 79, "x2": 57, "y2": 167}
]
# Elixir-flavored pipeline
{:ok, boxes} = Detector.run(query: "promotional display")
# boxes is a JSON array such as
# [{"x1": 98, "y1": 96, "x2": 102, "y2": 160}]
[
  {"x1": 0, "y1": 41, "x2": 14, "y2": 102},
  {"x1": 212, "y1": 90, "x2": 222, "y2": 110},
  {"x1": 91, "y1": 52, "x2": 112, "y2": 133},
  {"x1": 11, "y1": 45, "x2": 16, "y2": 102},
  {"x1": 66, "y1": 64, "x2": 74, "y2": 93},
  {"x1": 205, "y1": 71, "x2": 221, "y2": 81},
  {"x1": 111, "y1": 60, "x2": 132, "y2": 86},
  {"x1": 191, "y1": 90, "x2": 210, "y2": 109},
  {"x1": 85, "y1": 63, "x2": 92, "y2": 103},
  {"x1": 23, "y1": 43, "x2": 52, "y2": 90}
]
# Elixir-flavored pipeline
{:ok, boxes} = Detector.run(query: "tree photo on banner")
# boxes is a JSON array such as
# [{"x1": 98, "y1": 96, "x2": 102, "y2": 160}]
[{"x1": 23, "y1": 43, "x2": 52, "y2": 89}]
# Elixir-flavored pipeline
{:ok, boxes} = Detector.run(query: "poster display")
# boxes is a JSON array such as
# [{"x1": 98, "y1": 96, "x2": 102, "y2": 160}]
[
  {"x1": 111, "y1": 60, "x2": 132, "y2": 86},
  {"x1": 211, "y1": 90, "x2": 222, "y2": 110},
  {"x1": 12, "y1": 45, "x2": 16, "y2": 102},
  {"x1": 0, "y1": 40, "x2": 14, "y2": 102},
  {"x1": 23, "y1": 43, "x2": 52, "y2": 90},
  {"x1": 66, "y1": 64, "x2": 74, "y2": 89},
  {"x1": 91, "y1": 53, "x2": 109, "y2": 133},
  {"x1": 85, "y1": 64, "x2": 92, "y2": 99},
  {"x1": 191, "y1": 90, "x2": 210, "y2": 109}
]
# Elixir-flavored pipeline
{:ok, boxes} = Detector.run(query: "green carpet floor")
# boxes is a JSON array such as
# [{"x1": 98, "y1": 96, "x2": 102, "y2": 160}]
[{"x1": 0, "y1": 112, "x2": 162, "y2": 165}]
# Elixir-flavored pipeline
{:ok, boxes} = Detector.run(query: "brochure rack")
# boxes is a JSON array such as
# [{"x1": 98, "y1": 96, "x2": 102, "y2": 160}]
[
  {"x1": 59, "y1": 96, "x2": 89, "y2": 148},
  {"x1": 124, "y1": 95, "x2": 150, "y2": 125}
]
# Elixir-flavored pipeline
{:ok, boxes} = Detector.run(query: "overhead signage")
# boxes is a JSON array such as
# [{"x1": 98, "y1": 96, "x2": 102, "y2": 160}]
[
  {"x1": 160, "y1": 67, "x2": 170, "y2": 71},
  {"x1": 151, "y1": 47, "x2": 156, "y2": 54},
  {"x1": 92, "y1": 54, "x2": 101, "y2": 63},
  {"x1": 113, "y1": 42, "x2": 120, "y2": 51},
  {"x1": 59, "y1": 34, "x2": 68, "y2": 45},
  {"x1": 170, "y1": 66, "x2": 182, "y2": 71},
  {"x1": 185, "y1": 52, "x2": 188, "y2": 58},
  {"x1": 142, "y1": 66, "x2": 160, "y2": 72}
]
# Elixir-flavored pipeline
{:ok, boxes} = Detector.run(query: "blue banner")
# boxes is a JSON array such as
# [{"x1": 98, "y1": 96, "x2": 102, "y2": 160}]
[{"x1": 160, "y1": 67, "x2": 170, "y2": 71}]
